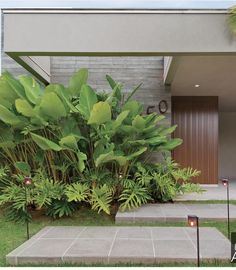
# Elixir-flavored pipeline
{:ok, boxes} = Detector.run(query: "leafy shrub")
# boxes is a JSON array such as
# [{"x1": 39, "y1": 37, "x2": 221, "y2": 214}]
[{"x1": 0, "y1": 70, "x2": 201, "y2": 220}]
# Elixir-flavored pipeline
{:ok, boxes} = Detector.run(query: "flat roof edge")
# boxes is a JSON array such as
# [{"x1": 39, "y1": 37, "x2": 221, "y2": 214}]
[{"x1": 2, "y1": 8, "x2": 228, "y2": 14}]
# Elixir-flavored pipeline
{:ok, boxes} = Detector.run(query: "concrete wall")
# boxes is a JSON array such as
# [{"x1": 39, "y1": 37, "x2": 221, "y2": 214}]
[
  {"x1": 1, "y1": 13, "x2": 28, "y2": 76},
  {"x1": 219, "y1": 112, "x2": 236, "y2": 180},
  {"x1": 4, "y1": 11, "x2": 236, "y2": 54},
  {"x1": 51, "y1": 56, "x2": 171, "y2": 126}
]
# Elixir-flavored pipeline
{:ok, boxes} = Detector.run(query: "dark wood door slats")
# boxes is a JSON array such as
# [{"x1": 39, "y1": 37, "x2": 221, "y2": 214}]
[{"x1": 172, "y1": 96, "x2": 218, "y2": 184}]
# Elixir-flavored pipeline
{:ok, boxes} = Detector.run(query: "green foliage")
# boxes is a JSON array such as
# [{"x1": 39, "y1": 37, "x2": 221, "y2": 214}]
[
  {"x1": 90, "y1": 185, "x2": 113, "y2": 214},
  {"x1": 119, "y1": 183, "x2": 151, "y2": 211},
  {"x1": 228, "y1": 6, "x2": 236, "y2": 36},
  {"x1": 0, "y1": 70, "x2": 201, "y2": 218},
  {"x1": 46, "y1": 199, "x2": 77, "y2": 218}
]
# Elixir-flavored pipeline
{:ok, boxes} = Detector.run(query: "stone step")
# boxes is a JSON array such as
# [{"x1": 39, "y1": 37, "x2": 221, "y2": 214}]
[{"x1": 115, "y1": 203, "x2": 236, "y2": 224}]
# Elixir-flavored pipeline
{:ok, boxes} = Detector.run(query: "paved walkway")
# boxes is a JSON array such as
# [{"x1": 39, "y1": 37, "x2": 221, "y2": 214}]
[
  {"x1": 115, "y1": 203, "x2": 236, "y2": 223},
  {"x1": 176, "y1": 181, "x2": 236, "y2": 201},
  {"x1": 6, "y1": 226, "x2": 230, "y2": 265}
]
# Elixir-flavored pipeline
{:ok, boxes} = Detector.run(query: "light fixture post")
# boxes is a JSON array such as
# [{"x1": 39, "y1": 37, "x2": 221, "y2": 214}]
[
  {"x1": 23, "y1": 177, "x2": 32, "y2": 240},
  {"x1": 188, "y1": 215, "x2": 200, "y2": 267},
  {"x1": 222, "y1": 178, "x2": 230, "y2": 240},
  {"x1": 196, "y1": 217, "x2": 200, "y2": 267}
]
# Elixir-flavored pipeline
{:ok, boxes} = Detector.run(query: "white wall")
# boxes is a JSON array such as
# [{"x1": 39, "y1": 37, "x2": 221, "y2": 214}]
[{"x1": 219, "y1": 112, "x2": 236, "y2": 180}]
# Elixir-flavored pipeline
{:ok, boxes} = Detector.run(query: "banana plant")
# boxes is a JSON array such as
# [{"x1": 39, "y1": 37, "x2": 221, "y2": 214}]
[{"x1": 0, "y1": 69, "x2": 200, "y2": 217}]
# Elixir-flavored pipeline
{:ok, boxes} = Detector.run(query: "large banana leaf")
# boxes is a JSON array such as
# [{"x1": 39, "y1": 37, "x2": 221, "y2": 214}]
[
  {"x1": 3, "y1": 72, "x2": 27, "y2": 100},
  {"x1": 15, "y1": 99, "x2": 35, "y2": 118},
  {"x1": 95, "y1": 151, "x2": 127, "y2": 167},
  {"x1": 158, "y1": 138, "x2": 183, "y2": 151},
  {"x1": 40, "y1": 92, "x2": 67, "y2": 120},
  {"x1": 122, "y1": 100, "x2": 143, "y2": 120},
  {"x1": 19, "y1": 76, "x2": 41, "y2": 104},
  {"x1": 0, "y1": 105, "x2": 26, "y2": 127},
  {"x1": 159, "y1": 125, "x2": 177, "y2": 136},
  {"x1": 45, "y1": 84, "x2": 77, "y2": 113},
  {"x1": 106, "y1": 74, "x2": 117, "y2": 89},
  {"x1": 77, "y1": 151, "x2": 87, "y2": 172},
  {"x1": 124, "y1": 82, "x2": 142, "y2": 104},
  {"x1": 76, "y1": 84, "x2": 98, "y2": 119},
  {"x1": 69, "y1": 68, "x2": 88, "y2": 96},
  {"x1": 132, "y1": 115, "x2": 146, "y2": 130},
  {"x1": 59, "y1": 135, "x2": 78, "y2": 151},
  {"x1": 0, "y1": 97, "x2": 12, "y2": 109},
  {"x1": 112, "y1": 110, "x2": 129, "y2": 130},
  {"x1": 0, "y1": 77, "x2": 18, "y2": 103},
  {"x1": 127, "y1": 147, "x2": 147, "y2": 160},
  {"x1": 88, "y1": 101, "x2": 111, "y2": 125},
  {"x1": 31, "y1": 133, "x2": 62, "y2": 151}
]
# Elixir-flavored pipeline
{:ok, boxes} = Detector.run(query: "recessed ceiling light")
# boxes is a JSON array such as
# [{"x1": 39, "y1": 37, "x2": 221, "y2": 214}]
[{"x1": 194, "y1": 84, "x2": 200, "y2": 88}]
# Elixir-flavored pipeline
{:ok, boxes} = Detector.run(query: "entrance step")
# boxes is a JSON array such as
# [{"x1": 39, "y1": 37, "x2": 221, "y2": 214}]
[
  {"x1": 6, "y1": 226, "x2": 230, "y2": 265},
  {"x1": 115, "y1": 203, "x2": 236, "y2": 224}
]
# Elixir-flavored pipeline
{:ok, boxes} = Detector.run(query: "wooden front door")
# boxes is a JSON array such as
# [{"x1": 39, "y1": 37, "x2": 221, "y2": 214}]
[{"x1": 172, "y1": 96, "x2": 218, "y2": 184}]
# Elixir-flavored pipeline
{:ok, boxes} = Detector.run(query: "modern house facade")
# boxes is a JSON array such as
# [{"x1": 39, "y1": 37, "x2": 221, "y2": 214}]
[{"x1": 1, "y1": 1, "x2": 236, "y2": 184}]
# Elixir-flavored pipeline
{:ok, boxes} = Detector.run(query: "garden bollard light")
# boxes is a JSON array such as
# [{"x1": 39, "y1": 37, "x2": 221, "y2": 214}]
[
  {"x1": 222, "y1": 178, "x2": 230, "y2": 240},
  {"x1": 188, "y1": 215, "x2": 200, "y2": 267},
  {"x1": 23, "y1": 177, "x2": 32, "y2": 240}
]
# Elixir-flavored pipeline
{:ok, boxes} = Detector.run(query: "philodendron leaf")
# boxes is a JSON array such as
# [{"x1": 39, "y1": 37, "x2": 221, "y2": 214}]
[
  {"x1": 76, "y1": 84, "x2": 97, "y2": 119},
  {"x1": 15, "y1": 99, "x2": 35, "y2": 118},
  {"x1": 40, "y1": 92, "x2": 67, "y2": 120},
  {"x1": 14, "y1": 162, "x2": 31, "y2": 175},
  {"x1": 31, "y1": 133, "x2": 62, "y2": 151},
  {"x1": 69, "y1": 68, "x2": 88, "y2": 96},
  {"x1": 0, "y1": 105, "x2": 25, "y2": 126},
  {"x1": 88, "y1": 101, "x2": 111, "y2": 125},
  {"x1": 19, "y1": 76, "x2": 41, "y2": 104}
]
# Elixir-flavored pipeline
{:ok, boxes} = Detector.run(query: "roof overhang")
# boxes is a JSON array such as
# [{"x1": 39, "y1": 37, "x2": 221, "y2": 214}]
[{"x1": 2, "y1": 9, "x2": 236, "y2": 84}]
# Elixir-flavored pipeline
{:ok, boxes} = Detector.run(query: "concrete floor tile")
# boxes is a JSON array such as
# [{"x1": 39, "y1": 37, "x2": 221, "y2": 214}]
[
  {"x1": 154, "y1": 240, "x2": 196, "y2": 259},
  {"x1": 79, "y1": 227, "x2": 118, "y2": 239},
  {"x1": 42, "y1": 226, "x2": 85, "y2": 239},
  {"x1": 151, "y1": 227, "x2": 188, "y2": 240},
  {"x1": 6, "y1": 238, "x2": 38, "y2": 257},
  {"x1": 65, "y1": 238, "x2": 113, "y2": 257},
  {"x1": 200, "y1": 240, "x2": 231, "y2": 259},
  {"x1": 110, "y1": 239, "x2": 154, "y2": 258},
  {"x1": 185, "y1": 227, "x2": 227, "y2": 241},
  {"x1": 20, "y1": 239, "x2": 74, "y2": 257},
  {"x1": 116, "y1": 227, "x2": 151, "y2": 239},
  {"x1": 31, "y1": 226, "x2": 53, "y2": 239}
]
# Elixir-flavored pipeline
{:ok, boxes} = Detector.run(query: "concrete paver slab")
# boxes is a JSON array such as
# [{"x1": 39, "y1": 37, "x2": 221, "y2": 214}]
[
  {"x1": 6, "y1": 226, "x2": 231, "y2": 265},
  {"x1": 116, "y1": 203, "x2": 236, "y2": 223},
  {"x1": 176, "y1": 181, "x2": 236, "y2": 201}
]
